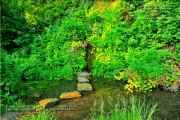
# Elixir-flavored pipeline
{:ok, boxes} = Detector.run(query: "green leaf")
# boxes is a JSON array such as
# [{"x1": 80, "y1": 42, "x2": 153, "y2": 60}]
[
  {"x1": 5, "y1": 82, "x2": 11, "y2": 86},
  {"x1": 0, "y1": 82, "x2": 5, "y2": 86},
  {"x1": 4, "y1": 86, "x2": 9, "y2": 91}
]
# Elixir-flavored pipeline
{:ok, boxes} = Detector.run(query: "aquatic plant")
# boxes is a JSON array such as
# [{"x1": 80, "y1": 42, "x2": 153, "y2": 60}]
[
  {"x1": 91, "y1": 96, "x2": 158, "y2": 120},
  {"x1": 19, "y1": 110, "x2": 57, "y2": 120}
]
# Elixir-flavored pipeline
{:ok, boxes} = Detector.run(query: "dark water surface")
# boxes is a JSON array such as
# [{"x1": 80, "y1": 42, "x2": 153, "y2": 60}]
[{"x1": 3, "y1": 79, "x2": 180, "y2": 120}]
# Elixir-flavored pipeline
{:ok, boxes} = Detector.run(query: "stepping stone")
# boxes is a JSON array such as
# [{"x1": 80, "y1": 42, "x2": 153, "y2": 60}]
[
  {"x1": 77, "y1": 77, "x2": 89, "y2": 83},
  {"x1": 77, "y1": 72, "x2": 91, "y2": 78},
  {"x1": 39, "y1": 98, "x2": 60, "y2": 108},
  {"x1": 60, "y1": 91, "x2": 81, "y2": 99},
  {"x1": 77, "y1": 83, "x2": 93, "y2": 92}
]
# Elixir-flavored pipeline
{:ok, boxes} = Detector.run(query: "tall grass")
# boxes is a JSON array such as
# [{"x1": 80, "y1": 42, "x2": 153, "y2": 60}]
[
  {"x1": 19, "y1": 110, "x2": 57, "y2": 120},
  {"x1": 91, "y1": 96, "x2": 158, "y2": 120}
]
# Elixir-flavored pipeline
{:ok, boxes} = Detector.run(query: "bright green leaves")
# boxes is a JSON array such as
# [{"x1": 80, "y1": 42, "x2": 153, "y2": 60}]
[
  {"x1": 29, "y1": 24, "x2": 87, "y2": 80},
  {"x1": 86, "y1": 2, "x2": 129, "y2": 80},
  {"x1": 128, "y1": 49, "x2": 170, "y2": 79},
  {"x1": 0, "y1": 50, "x2": 21, "y2": 107},
  {"x1": 2, "y1": 0, "x2": 180, "y2": 96},
  {"x1": 59, "y1": 17, "x2": 89, "y2": 42},
  {"x1": 115, "y1": 49, "x2": 177, "y2": 93},
  {"x1": 1, "y1": 0, "x2": 35, "y2": 49},
  {"x1": 87, "y1": 1, "x2": 180, "y2": 85}
]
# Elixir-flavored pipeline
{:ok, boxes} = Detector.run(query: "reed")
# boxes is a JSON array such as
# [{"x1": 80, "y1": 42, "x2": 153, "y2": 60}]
[{"x1": 91, "y1": 96, "x2": 158, "y2": 120}]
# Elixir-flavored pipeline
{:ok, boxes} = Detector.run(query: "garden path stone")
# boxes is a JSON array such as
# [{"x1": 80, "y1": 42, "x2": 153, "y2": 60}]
[
  {"x1": 77, "y1": 72, "x2": 91, "y2": 78},
  {"x1": 60, "y1": 91, "x2": 81, "y2": 99},
  {"x1": 77, "y1": 83, "x2": 93, "y2": 92},
  {"x1": 77, "y1": 77, "x2": 89, "y2": 83},
  {"x1": 39, "y1": 98, "x2": 60, "y2": 108}
]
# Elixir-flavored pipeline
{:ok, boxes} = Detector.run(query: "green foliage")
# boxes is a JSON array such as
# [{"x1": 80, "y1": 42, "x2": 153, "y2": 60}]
[
  {"x1": 115, "y1": 49, "x2": 177, "y2": 93},
  {"x1": 87, "y1": 1, "x2": 128, "y2": 79},
  {"x1": 7, "y1": 0, "x2": 92, "y2": 81},
  {"x1": 0, "y1": 50, "x2": 21, "y2": 112},
  {"x1": 1, "y1": 0, "x2": 35, "y2": 50},
  {"x1": 87, "y1": 1, "x2": 179, "y2": 92},
  {"x1": 128, "y1": 49, "x2": 170, "y2": 79},
  {"x1": 13, "y1": 22, "x2": 88, "y2": 81},
  {"x1": 91, "y1": 96, "x2": 158, "y2": 120},
  {"x1": 1, "y1": 0, "x2": 180, "y2": 101},
  {"x1": 19, "y1": 110, "x2": 57, "y2": 120},
  {"x1": 172, "y1": 44, "x2": 180, "y2": 63}
]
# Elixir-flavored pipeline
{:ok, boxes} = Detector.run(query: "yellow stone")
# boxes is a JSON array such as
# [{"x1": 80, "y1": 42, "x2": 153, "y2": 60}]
[
  {"x1": 39, "y1": 98, "x2": 59, "y2": 108},
  {"x1": 60, "y1": 91, "x2": 81, "y2": 99}
]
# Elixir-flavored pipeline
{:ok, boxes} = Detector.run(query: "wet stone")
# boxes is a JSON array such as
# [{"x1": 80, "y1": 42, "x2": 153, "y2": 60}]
[
  {"x1": 60, "y1": 91, "x2": 81, "y2": 99},
  {"x1": 77, "y1": 77, "x2": 89, "y2": 83},
  {"x1": 77, "y1": 72, "x2": 91, "y2": 78},
  {"x1": 39, "y1": 98, "x2": 60, "y2": 108},
  {"x1": 77, "y1": 83, "x2": 93, "y2": 92}
]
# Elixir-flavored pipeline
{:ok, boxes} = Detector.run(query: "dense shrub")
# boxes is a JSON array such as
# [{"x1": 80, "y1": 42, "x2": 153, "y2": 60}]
[
  {"x1": 1, "y1": 0, "x2": 35, "y2": 50},
  {"x1": 0, "y1": 50, "x2": 21, "y2": 112},
  {"x1": 87, "y1": 1, "x2": 179, "y2": 92},
  {"x1": 1, "y1": 0, "x2": 179, "y2": 97},
  {"x1": 13, "y1": 12, "x2": 92, "y2": 80}
]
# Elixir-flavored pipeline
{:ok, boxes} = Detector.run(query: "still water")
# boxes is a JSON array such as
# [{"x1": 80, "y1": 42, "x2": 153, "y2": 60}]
[{"x1": 9, "y1": 78, "x2": 180, "y2": 120}]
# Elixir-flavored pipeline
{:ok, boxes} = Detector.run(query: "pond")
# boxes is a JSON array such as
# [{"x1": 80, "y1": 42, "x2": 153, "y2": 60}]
[{"x1": 2, "y1": 78, "x2": 180, "y2": 120}]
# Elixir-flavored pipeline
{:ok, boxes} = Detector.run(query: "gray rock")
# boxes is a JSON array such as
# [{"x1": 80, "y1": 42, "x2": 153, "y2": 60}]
[
  {"x1": 77, "y1": 72, "x2": 91, "y2": 78},
  {"x1": 163, "y1": 81, "x2": 180, "y2": 92},
  {"x1": 39, "y1": 98, "x2": 60, "y2": 108},
  {"x1": 77, "y1": 83, "x2": 93, "y2": 92},
  {"x1": 0, "y1": 112, "x2": 18, "y2": 120},
  {"x1": 77, "y1": 77, "x2": 89, "y2": 83}
]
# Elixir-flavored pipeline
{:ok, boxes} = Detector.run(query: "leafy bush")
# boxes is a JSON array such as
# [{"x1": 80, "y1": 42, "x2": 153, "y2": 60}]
[
  {"x1": 115, "y1": 49, "x2": 177, "y2": 93},
  {"x1": 87, "y1": 1, "x2": 179, "y2": 92},
  {"x1": 1, "y1": 0, "x2": 179, "y2": 94},
  {"x1": 87, "y1": 1, "x2": 128, "y2": 79},
  {"x1": 0, "y1": 50, "x2": 21, "y2": 112},
  {"x1": 1, "y1": 0, "x2": 35, "y2": 50},
  {"x1": 13, "y1": 21, "x2": 88, "y2": 81}
]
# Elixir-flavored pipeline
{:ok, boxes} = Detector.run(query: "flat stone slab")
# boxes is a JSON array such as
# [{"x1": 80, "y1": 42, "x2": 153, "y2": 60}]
[
  {"x1": 60, "y1": 91, "x2": 81, "y2": 99},
  {"x1": 77, "y1": 77, "x2": 89, "y2": 83},
  {"x1": 77, "y1": 83, "x2": 93, "y2": 92},
  {"x1": 77, "y1": 72, "x2": 91, "y2": 78},
  {"x1": 39, "y1": 98, "x2": 60, "y2": 108}
]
